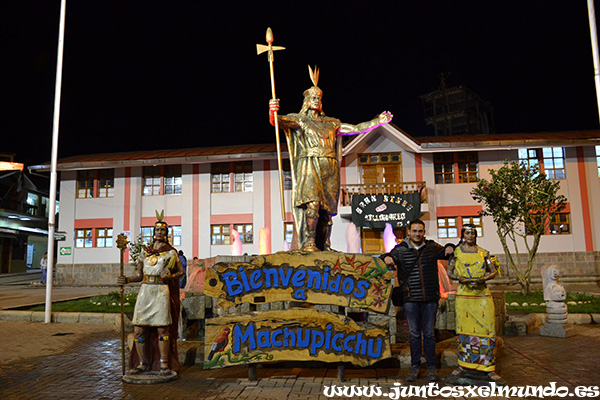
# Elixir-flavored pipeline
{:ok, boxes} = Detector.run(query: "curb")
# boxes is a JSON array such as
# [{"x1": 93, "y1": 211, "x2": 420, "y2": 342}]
[
  {"x1": 505, "y1": 313, "x2": 599, "y2": 336},
  {"x1": 0, "y1": 310, "x2": 123, "y2": 327}
]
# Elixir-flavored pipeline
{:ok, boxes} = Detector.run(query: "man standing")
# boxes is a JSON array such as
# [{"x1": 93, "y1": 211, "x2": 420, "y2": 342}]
[
  {"x1": 178, "y1": 250, "x2": 187, "y2": 289},
  {"x1": 270, "y1": 66, "x2": 392, "y2": 251},
  {"x1": 383, "y1": 219, "x2": 454, "y2": 382},
  {"x1": 39, "y1": 252, "x2": 48, "y2": 284}
]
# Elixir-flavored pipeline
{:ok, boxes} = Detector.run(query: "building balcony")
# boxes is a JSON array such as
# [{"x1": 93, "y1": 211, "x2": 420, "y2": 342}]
[{"x1": 339, "y1": 181, "x2": 428, "y2": 217}]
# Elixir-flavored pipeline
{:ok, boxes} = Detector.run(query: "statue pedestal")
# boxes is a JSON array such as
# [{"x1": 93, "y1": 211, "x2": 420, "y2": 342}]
[
  {"x1": 539, "y1": 322, "x2": 575, "y2": 338},
  {"x1": 444, "y1": 367, "x2": 506, "y2": 387},
  {"x1": 122, "y1": 371, "x2": 177, "y2": 384}
]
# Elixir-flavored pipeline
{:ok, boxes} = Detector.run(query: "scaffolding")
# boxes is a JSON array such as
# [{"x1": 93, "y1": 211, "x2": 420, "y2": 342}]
[{"x1": 420, "y1": 85, "x2": 494, "y2": 136}]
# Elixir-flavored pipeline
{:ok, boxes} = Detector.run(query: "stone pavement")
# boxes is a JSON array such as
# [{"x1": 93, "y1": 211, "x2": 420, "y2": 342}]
[{"x1": 0, "y1": 320, "x2": 599, "y2": 400}]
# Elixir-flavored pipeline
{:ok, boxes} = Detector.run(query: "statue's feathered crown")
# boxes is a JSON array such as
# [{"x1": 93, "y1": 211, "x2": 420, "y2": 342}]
[{"x1": 303, "y1": 65, "x2": 322, "y2": 98}]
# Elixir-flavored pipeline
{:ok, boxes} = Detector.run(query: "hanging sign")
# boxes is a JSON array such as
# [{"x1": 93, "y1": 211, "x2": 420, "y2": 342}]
[{"x1": 351, "y1": 193, "x2": 421, "y2": 229}]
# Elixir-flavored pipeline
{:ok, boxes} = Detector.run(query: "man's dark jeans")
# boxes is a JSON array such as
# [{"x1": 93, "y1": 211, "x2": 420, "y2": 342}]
[{"x1": 403, "y1": 301, "x2": 438, "y2": 368}]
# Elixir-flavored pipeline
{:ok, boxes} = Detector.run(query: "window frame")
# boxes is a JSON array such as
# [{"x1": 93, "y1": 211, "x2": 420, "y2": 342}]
[
  {"x1": 284, "y1": 222, "x2": 295, "y2": 246},
  {"x1": 358, "y1": 152, "x2": 403, "y2": 184},
  {"x1": 234, "y1": 224, "x2": 254, "y2": 244},
  {"x1": 461, "y1": 216, "x2": 484, "y2": 237},
  {"x1": 518, "y1": 147, "x2": 566, "y2": 180},
  {"x1": 211, "y1": 224, "x2": 231, "y2": 245},
  {"x1": 211, "y1": 161, "x2": 253, "y2": 193},
  {"x1": 75, "y1": 229, "x2": 93, "y2": 248},
  {"x1": 434, "y1": 152, "x2": 478, "y2": 184},
  {"x1": 141, "y1": 225, "x2": 182, "y2": 246},
  {"x1": 142, "y1": 165, "x2": 183, "y2": 196},
  {"x1": 76, "y1": 170, "x2": 115, "y2": 199},
  {"x1": 95, "y1": 228, "x2": 114, "y2": 248},
  {"x1": 526, "y1": 212, "x2": 571, "y2": 235},
  {"x1": 75, "y1": 227, "x2": 113, "y2": 248},
  {"x1": 437, "y1": 217, "x2": 459, "y2": 238},
  {"x1": 596, "y1": 145, "x2": 600, "y2": 178}
]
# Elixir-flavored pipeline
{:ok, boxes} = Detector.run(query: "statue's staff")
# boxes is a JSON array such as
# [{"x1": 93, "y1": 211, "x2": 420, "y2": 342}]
[
  {"x1": 116, "y1": 234, "x2": 128, "y2": 375},
  {"x1": 257, "y1": 27, "x2": 286, "y2": 220}
]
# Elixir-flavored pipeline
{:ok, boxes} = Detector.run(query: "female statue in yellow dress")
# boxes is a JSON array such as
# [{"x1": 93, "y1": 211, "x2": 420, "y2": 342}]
[{"x1": 446, "y1": 224, "x2": 505, "y2": 384}]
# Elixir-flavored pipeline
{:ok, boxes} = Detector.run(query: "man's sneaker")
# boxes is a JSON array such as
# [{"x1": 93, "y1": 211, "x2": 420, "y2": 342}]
[
  {"x1": 405, "y1": 366, "x2": 420, "y2": 382},
  {"x1": 427, "y1": 367, "x2": 440, "y2": 382}
]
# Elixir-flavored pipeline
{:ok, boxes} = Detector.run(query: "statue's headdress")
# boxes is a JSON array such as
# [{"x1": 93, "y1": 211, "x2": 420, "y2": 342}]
[
  {"x1": 154, "y1": 209, "x2": 168, "y2": 228},
  {"x1": 303, "y1": 65, "x2": 322, "y2": 98}
]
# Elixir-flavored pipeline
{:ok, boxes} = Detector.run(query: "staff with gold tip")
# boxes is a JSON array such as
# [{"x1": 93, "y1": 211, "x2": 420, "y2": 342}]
[
  {"x1": 116, "y1": 233, "x2": 129, "y2": 375},
  {"x1": 257, "y1": 27, "x2": 286, "y2": 220}
]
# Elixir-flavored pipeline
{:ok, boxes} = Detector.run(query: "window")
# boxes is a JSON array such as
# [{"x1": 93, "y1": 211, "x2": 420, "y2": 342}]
[
  {"x1": 434, "y1": 152, "x2": 478, "y2": 184},
  {"x1": 234, "y1": 161, "x2": 253, "y2": 192},
  {"x1": 141, "y1": 226, "x2": 154, "y2": 245},
  {"x1": 143, "y1": 166, "x2": 162, "y2": 196},
  {"x1": 458, "y1": 152, "x2": 478, "y2": 183},
  {"x1": 77, "y1": 171, "x2": 94, "y2": 198},
  {"x1": 461, "y1": 216, "x2": 483, "y2": 237},
  {"x1": 434, "y1": 153, "x2": 454, "y2": 184},
  {"x1": 211, "y1": 163, "x2": 231, "y2": 193},
  {"x1": 541, "y1": 147, "x2": 565, "y2": 180},
  {"x1": 211, "y1": 224, "x2": 230, "y2": 245},
  {"x1": 596, "y1": 145, "x2": 600, "y2": 177},
  {"x1": 169, "y1": 225, "x2": 182, "y2": 246},
  {"x1": 548, "y1": 213, "x2": 570, "y2": 235},
  {"x1": 97, "y1": 170, "x2": 114, "y2": 197},
  {"x1": 526, "y1": 213, "x2": 571, "y2": 235},
  {"x1": 212, "y1": 162, "x2": 253, "y2": 192},
  {"x1": 77, "y1": 170, "x2": 114, "y2": 198},
  {"x1": 283, "y1": 160, "x2": 292, "y2": 190},
  {"x1": 164, "y1": 165, "x2": 182, "y2": 195},
  {"x1": 75, "y1": 229, "x2": 93, "y2": 248},
  {"x1": 96, "y1": 228, "x2": 113, "y2": 248},
  {"x1": 141, "y1": 225, "x2": 181, "y2": 246},
  {"x1": 284, "y1": 222, "x2": 295, "y2": 246},
  {"x1": 437, "y1": 217, "x2": 458, "y2": 238},
  {"x1": 143, "y1": 165, "x2": 182, "y2": 196},
  {"x1": 234, "y1": 224, "x2": 253, "y2": 244},
  {"x1": 359, "y1": 152, "x2": 402, "y2": 184},
  {"x1": 518, "y1": 147, "x2": 565, "y2": 179}
]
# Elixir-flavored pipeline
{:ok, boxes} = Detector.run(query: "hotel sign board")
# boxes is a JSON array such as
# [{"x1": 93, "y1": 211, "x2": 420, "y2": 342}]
[{"x1": 351, "y1": 193, "x2": 421, "y2": 229}]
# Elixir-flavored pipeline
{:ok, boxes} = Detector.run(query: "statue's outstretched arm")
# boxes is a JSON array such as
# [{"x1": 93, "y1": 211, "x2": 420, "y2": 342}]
[{"x1": 338, "y1": 111, "x2": 393, "y2": 136}]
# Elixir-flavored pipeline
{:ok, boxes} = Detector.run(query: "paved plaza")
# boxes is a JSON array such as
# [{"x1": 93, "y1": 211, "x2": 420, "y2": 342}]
[
  {"x1": 0, "y1": 320, "x2": 599, "y2": 399},
  {"x1": 1, "y1": 273, "x2": 599, "y2": 399}
]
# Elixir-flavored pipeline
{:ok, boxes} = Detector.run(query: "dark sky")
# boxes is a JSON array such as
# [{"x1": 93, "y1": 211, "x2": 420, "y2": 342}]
[{"x1": 2, "y1": 1, "x2": 599, "y2": 165}]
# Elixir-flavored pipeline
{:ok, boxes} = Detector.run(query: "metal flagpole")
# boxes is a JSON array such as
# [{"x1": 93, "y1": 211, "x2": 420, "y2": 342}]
[
  {"x1": 588, "y1": 0, "x2": 600, "y2": 126},
  {"x1": 45, "y1": 0, "x2": 67, "y2": 323}
]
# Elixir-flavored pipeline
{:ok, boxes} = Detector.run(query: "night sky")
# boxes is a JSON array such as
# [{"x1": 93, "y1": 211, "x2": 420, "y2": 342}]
[{"x1": 2, "y1": 1, "x2": 599, "y2": 166}]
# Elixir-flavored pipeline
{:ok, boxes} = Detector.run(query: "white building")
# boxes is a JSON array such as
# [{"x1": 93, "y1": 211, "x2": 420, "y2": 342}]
[{"x1": 30, "y1": 126, "x2": 600, "y2": 284}]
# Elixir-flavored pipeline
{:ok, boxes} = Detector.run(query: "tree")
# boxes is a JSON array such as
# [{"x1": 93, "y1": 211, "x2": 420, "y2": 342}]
[{"x1": 471, "y1": 160, "x2": 567, "y2": 295}]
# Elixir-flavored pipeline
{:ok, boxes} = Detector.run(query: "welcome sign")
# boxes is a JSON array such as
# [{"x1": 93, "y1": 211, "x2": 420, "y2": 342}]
[
  {"x1": 204, "y1": 308, "x2": 391, "y2": 368},
  {"x1": 204, "y1": 252, "x2": 393, "y2": 314},
  {"x1": 351, "y1": 193, "x2": 421, "y2": 229}
]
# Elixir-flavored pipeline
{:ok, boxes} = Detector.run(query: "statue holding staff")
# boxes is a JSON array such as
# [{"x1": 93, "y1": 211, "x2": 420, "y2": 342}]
[
  {"x1": 269, "y1": 66, "x2": 392, "y2": 251},
  {"x1": 117, "y1": 211, "x2": 184, "y2": 381}
]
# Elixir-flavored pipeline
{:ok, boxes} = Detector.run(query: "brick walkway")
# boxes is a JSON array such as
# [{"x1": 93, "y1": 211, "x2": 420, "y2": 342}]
[{"x1": 1, "y1": 321, "x2": 599, "y2": 399}]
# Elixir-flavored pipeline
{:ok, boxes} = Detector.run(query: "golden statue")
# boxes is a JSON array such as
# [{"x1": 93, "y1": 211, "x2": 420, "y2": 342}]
[{"x1": 269, "y1": 66, "x2": 392, "y2": 251}]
